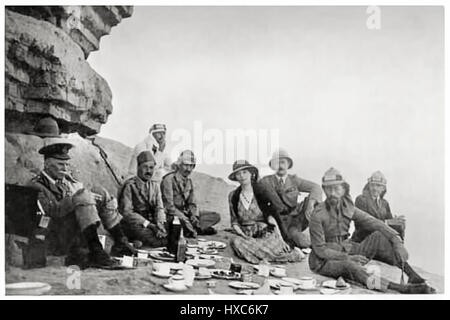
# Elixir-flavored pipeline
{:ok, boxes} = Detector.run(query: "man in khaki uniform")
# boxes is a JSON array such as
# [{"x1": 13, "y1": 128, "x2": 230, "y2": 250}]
[
  {"x1": 161, "y1": 150, "x2": 220, "y2": 237},
  {"x1": 119, "y1": 151, "x2": 167, "y2": 247},
  {"x1": 29, "y1": 141, "x2": 135, "y2": 269},
  {"x1": 309, "y1": 167, "x2": 435, "y2": 294}
]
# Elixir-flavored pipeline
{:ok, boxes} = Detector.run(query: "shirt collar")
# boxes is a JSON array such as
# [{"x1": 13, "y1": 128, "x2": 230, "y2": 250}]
[
  {"x1": 42, "y1": 170, "x2": 56, "y2": 185},
  {"x1": 276, "y1": 174, "x2": 288, "y2": 184},
  {"x1": 175, "y1": 171, "x2": 189, "y2": 183}
]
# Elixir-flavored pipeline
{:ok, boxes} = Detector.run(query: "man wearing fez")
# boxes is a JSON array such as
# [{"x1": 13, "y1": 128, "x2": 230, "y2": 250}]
[
  {"x1": 161, "y1": 150, "x2": 221, "y2": 237},
  {"x1": 28, "y1": 141, "x2": 135, "y2": 269},
  {"x1": 352, "y1": 171, "x2": 405, "y2": 242},
  {"x1": 128, "y1": 123, "x2": 172, "y2": 182},
  {"x1": 119, "y1": 151, "x2": 168, "y2": 247},
  {"x1": 309, "y1": 167, "x2": 434, "y2": 294},
  {"x1": 260, "y1": 149, "x2": 323, "y2": 249}
]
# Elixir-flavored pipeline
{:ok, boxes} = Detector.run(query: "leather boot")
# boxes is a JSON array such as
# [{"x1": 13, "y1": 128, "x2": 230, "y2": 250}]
[
  {"x1": 389, "y1": 282, "x2": 436, "y2": 294},
  {"x1": 403, "y1": 283, "x2": 436, "y2": 294},
  {"x1": 109, "y1": 223, "x2": 136, "y2": 257},
  {"x1": 403, "y1": 262, "x2": 426, "y2": 284},
  {"x1": 83, "y1": 224, "x2": 115, "y2": 268},
  {"x1": 64, "y1": 245, "x2": 89, "y2": 270},
  {"x1": 198, "y1": 227, "x2": 218, "y2": 236}
]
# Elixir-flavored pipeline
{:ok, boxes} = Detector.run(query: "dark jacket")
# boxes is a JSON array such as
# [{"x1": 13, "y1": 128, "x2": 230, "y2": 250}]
[
  {"x1": 352, "y1": 183, "x2": 393, "y2": 242},
  {"x1": 259, "y1": 174, "x2": 322, "y2": 214},
  {"x1": 27, "y1": 172, "x2": 82, "y2": 255}
]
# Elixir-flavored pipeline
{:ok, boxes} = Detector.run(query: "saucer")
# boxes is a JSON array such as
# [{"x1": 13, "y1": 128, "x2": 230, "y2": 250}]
[
  {"x1": 229, "y1": 281, "x2": 260, "y2": 290},
  {"x1": 6, "y1": 282, "x2": 51, "y2": 296},
  {"x1": 322, "y1": 280, "x2": 351, "y2": 290},
  {"x1": 270, "y1": 270, "x2": 287, "y2": 278},
  {"x1": 152, "y1": 271, "x2": 172, "y2": 278},
  {"x1": 163, "y1": 283, "x2": 188, "y2": 292},
  {"x1": 186, "y1": 259, "x2": 215, "y2": 268}
]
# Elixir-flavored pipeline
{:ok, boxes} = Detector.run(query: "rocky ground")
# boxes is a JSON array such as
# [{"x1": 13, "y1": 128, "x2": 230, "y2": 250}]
[{"x1": 6, "y1": 230, "x2": 444, "y2": 296}]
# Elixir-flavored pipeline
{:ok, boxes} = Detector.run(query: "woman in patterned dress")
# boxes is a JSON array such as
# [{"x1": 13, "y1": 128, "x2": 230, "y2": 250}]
[{"x1": 228, "y1": 160, "x2": 304, "y2": 264}]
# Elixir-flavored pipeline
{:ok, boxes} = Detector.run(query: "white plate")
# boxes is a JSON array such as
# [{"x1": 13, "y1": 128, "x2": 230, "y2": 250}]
[
  {"x1": 211, "y1": 269, "x2": 241, "y2": 280},
  {"x1": 206, "y1": 241, "x2": 227, "y2": 249},
  {"x1": 237, "y1": 289, "x2": 255, "y2": 295},
  {"x1": 320, "y1": 287, "x2": 352, "y2": 295},
  {"x1": 163, "y1": 284, "x2": 189, "y2": 292},
  {"x1": 282, "y1": 277, "x2": 304, "y2": 286},
  {"x1": 6, "y1": 282, "x2": 51, "y2": 296},
  {"x1": 186, "y1": 259, "x2": 216, "y2": 268},
  {"x1": 322, "y1": 280, "x2": 351, "y2": 290},
  {"x1": 270, "y1": 270, "x2": 287, "y2": 278},
  {"x1": 229, "y1": 281, "x2": 261, "y2": 290},
  {"x1": 199, "y1": 254, "x2": 222, "y2": 260},
  {"x1": 195, "y1": 274, "x2": 212, "y2": 280},
  {"x1": 149, "y1": 250, "x2": 176, "y2": 261},
  {"x1": 268, "y1": 279, "x2": 294, "y2": 289},
  {"x1": 152, "y1": 271, "x2": 172, "y2": 278},
  {"x1": 297, "y1": 284, "x2": 318, "y2": 291}
]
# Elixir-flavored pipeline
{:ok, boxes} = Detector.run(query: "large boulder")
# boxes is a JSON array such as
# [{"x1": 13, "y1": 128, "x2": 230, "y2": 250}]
[{"x1": 5, "y1": 7, "x2": 132, "y2": 137}]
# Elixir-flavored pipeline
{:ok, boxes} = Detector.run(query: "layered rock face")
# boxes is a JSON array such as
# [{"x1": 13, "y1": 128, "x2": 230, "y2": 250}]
[
  {"x1": 4, "y1": 5, "x2": 232, "y2": 222},
  {"x1": 5, "y1": 6, "x2": 133, "y2": 137}
]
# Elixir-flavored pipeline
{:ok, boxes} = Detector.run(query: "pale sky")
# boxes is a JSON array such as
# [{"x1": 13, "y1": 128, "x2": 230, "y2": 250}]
[{"x1": 88, "y1": 6, "x2": 444, "y2": 275}]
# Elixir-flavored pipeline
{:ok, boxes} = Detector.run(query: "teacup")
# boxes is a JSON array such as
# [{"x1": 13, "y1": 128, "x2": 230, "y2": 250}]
[
  {"x1": 137, "y1": 250, "x2": 148, "y2": 259},
  {"x1": 186, "y1": 247, "x2": 197, "y2": 255},
  {"x1": 154, "y1": 263, "x2": 171, "y2": 276},
  {"x1": 168, "y1": 274, "x2": 186, "y2": 289},
  {"x1": 279, "y1": 283, "x2": 294, "y2": 295},
  {"x1": 257, "y1": 264, "x2": 271, "y2": 277},
  {"x1": 198, "y1": 267, "x2": 211, "y2": 277},
  {"x1": 120, "y1": 255, "x2": 135, "y2": 268},
  {"x1": 183, "y1": 265, "x2": 195, "y2": 287},
  {"x1": 299, "y1": 276, "x2": 317, "y2": 289}
]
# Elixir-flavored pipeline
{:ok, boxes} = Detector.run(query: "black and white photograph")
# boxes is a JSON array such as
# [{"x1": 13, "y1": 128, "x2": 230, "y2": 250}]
[{"x1": 1, "y1": 1, "x2": 447, "y2": 301}]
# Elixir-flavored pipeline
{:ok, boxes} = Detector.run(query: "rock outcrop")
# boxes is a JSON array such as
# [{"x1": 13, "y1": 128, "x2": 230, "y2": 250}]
[{"x1": 5, "y1": 6, "x2": 133, "y2": 137}]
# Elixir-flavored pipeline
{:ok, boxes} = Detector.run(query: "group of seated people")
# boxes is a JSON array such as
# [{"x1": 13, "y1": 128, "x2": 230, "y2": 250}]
[{"x1": 26, "y1": 119, "x2": 435, "y2": 294}]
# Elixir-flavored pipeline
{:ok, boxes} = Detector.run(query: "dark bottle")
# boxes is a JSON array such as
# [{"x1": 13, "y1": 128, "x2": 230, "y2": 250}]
[
  {"x1": 176, "y1": 228, "x2": 187, "y2": 263},
  {"x1": 168, "y1": 216, "x2": 182, "y2": 254}
]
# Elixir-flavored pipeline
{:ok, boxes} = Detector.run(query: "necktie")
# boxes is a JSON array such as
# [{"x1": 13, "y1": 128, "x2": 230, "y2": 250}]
[{"x1": 55, "y1": 179, "x2": 71, "y2": 197}]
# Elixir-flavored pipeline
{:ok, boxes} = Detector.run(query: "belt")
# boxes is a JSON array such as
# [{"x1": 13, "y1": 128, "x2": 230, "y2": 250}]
[{"x1": 329, "y1": 235, "x2": 349, "y2": 242}]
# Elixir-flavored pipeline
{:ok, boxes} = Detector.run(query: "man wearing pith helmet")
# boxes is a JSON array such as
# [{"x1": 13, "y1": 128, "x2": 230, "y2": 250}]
[
  {"x1": 308, "y1": 167, "x2": 434, "y2": 294},
  {"x1": 260, "y1": 149, "x2": 322, "y2": 249},
  {"x1": 352, "y1": 171, "x2": 405, "y2": 242},
  {"x1": 161, "y1": 150, "x2": 221, "y2": 238}
]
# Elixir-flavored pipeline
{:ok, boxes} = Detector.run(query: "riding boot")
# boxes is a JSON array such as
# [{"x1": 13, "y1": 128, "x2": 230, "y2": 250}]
[
  {"x1": 109, "y1": 223, "x2": 136, "y2": 257},
  {"x1": 403, "y1": 262, "x2": 426, "y2": 284},
  {"x1": 83, "y1": 224, "x2": 115, "y2": 268}
]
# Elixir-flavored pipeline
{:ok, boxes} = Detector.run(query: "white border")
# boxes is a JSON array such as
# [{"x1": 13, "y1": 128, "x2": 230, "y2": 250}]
[{"x1": 0, "y1": 0, "x2": 448, "y2": 301}]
